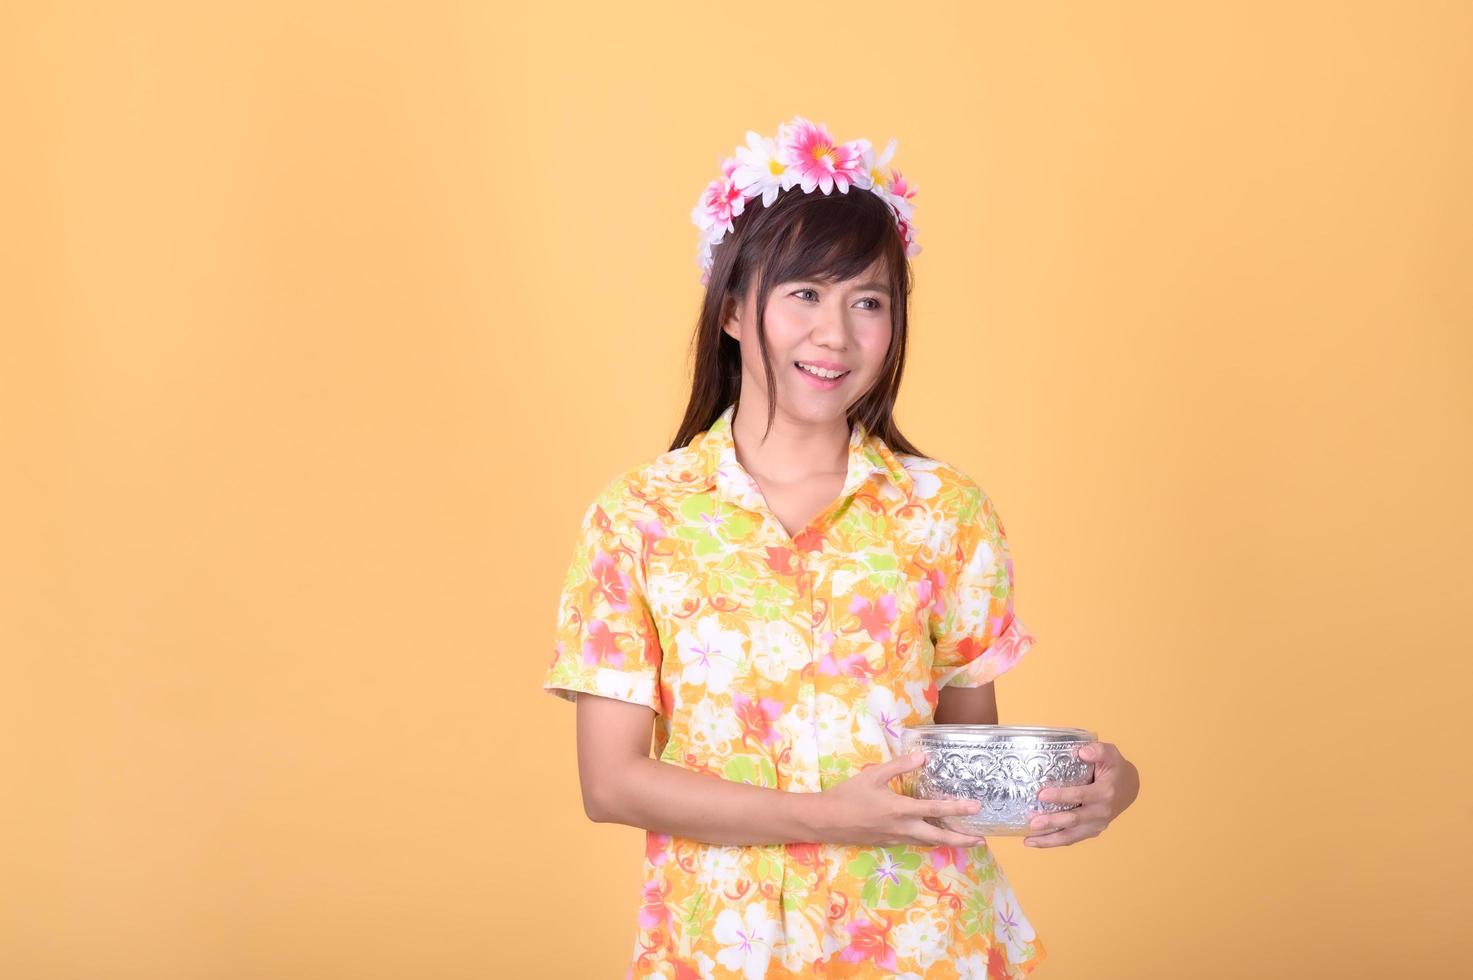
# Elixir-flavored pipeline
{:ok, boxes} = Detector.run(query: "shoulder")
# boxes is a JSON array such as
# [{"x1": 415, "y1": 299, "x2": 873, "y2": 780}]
[
  {"x1": 892, "y1": 452, "x2": 993, "y2": 522},
  {"x1": 581, "y1": 441, "x2": 708, "y2": 527}
]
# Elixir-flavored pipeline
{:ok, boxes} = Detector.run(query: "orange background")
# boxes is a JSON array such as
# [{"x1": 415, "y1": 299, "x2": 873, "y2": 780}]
[{"x1": 3, "y1": 2, "x2": 1470, "y2": 977}]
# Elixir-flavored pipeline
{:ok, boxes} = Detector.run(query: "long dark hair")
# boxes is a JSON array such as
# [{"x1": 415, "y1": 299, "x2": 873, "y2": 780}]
[{"x1": 668, "y1": 185, "x2": 927, "y2": 458}]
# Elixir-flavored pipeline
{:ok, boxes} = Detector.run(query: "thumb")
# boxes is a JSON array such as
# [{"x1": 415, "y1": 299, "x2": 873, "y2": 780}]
[{"x1": 1079, "y1": 741, "x2": 1110, "y2": 772}]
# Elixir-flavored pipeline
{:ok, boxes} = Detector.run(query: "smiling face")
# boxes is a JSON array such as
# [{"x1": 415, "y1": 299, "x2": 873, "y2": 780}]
[{"x1": 721, "y1": 258, "x2": 895, "y2": 425}]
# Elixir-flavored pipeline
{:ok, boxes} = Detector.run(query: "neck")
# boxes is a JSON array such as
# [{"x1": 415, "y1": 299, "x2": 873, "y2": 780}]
[{"x1": 729, "y1": 400, "x2": 851, "y2": 482}]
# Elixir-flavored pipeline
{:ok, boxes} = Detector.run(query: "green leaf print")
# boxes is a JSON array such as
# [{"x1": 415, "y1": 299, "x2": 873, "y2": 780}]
[
  {"x1": 675, "y1": 494, "x2": 757, "y2": 556},
  {"x1": 781, "y1": 884, "x2": 807, "y2": 914},
  {"x1": 819, "y1": 754, "x2": 851, "y2": 778},
  {"x1": 847, "y1": 847, "x2": 923, "y2": 910},
  {"x1": 865, "y1": 569, "x2": 904, "y2": 591},
  {"x1": 676, "y1": 494, "x2": 722, "y2": 557},
  {"x1": 865, "y1": 552, "x2": 898, "y2": 572},
  {"x1": 724, "y1": 755, "x2": 758, "y2": 784},
  {"x1": 863, "y1": 552, "x2": 904, "y2": 591},
  {"x1": 723, "y1": 512, "x2": 755, "y2": 540},
  {"x1": 751, "y1": 580, "x2": 795, "y2": 622},
  {"x1": 887, "y1": 875, "x2": 918, "y2": 907},
  {"x1": 682, "y1": 890, "x2": 712, "y2": 948},
  {"x1": 960, "y1": 886, "x2": 989, "y2": 938}
]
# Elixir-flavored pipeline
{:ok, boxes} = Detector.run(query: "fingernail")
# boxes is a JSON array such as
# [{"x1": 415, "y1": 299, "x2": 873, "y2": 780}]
[{"x1": 1025, "y1": 839, "x2": 1039, "y2": 847}]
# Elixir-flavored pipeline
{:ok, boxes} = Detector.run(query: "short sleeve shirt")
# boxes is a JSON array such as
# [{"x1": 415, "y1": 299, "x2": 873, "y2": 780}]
[{"x1": 543, "y1": 403, "x2": 1046, "y2": 978}]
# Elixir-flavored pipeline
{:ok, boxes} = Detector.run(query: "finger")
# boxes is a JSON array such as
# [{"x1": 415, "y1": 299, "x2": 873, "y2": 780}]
[
  {"x1": 871, "y1": 751, "x2": 928, "y2": 783},
  {"x1": 912, "y1": 821, "x2": 988, "y2": 849},
  {"x1": 1023, "y1": 825, "x2": 1078, "y2": 848},
  {"x1": 1038, "y1": 781, "x2": 1110, "y2": 807},
  {"x1": 914, "y1": 797, "x2": 982, "y2": 819},
  {"x1": 1027, "y1": 804, "x2": 1105, "y2": 836},
  {"x1": 1024, "y1": 821, "x2": 1101, "y2": 848},
  {"x1": 938, "y1": 831, "x2": 989, "y2": 848}
]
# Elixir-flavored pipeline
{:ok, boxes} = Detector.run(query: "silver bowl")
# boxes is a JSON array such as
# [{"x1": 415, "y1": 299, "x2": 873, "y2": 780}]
[{"x1": 899, "y1": 724, "x2": 1097, "y2": 837}]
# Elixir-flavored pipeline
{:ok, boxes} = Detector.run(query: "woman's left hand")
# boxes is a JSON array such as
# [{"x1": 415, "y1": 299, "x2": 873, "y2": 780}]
[{"x1": 1024, "y1": 741, "x2": 1139, "y2": 848}]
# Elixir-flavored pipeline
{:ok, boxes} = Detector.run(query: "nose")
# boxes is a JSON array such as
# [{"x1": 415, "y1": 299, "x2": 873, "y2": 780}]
[{"x1": 811, "y1": 302, "x2": 850, "y2": 349}]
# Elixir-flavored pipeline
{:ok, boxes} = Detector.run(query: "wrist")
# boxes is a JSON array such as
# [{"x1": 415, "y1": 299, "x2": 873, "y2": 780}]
[{"x1": 786, "y1": 788, "x2": 826, "y2": 843}]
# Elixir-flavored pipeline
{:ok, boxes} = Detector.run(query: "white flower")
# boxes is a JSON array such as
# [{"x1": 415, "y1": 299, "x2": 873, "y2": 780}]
[
  {"x1": 645, "y1": 569, "x2": 693, "y2": 619},
  {"x1": 964, "y1": 538, "x2": 995, "y2": 578},
  {"x1": 903, "y1": 677, "x2": 933, "y2": 720},
  {"x1": 676, "y1": 615, "x2": 745, "y2": 694},
  {"x1": 955, "y1": 952, "x2": 990, "y2": 980},
  {"x1": 813, "y1": 693, "x2": 857, "y2": 758},
  {"x1": 923, "y1": 514, "x2": 957, "y2": 553},
  {"x1": 751, "y1": 619, "x2": 808, "y2": 682},
  {"x1": 695, "y1": 846, "x2": 744, "y2": 893},
  {"x1": 864, "y1": 137, "x2": 917, "y2": 221},
  {"x1": 730, "y1": 131, "x2": 788, "y2": 208},
  {"x1": 714, "y1": 901, "x2": 779, "y2": 979},
  {"x1": 689, "y1": 696, "x2": 741, "y2": 754},
  {"x1": 892, "y1": 912, "x2": 951, "y2": 969},
  {"x1": 855, "y1": 684, "x2": 911, "y2": 752},
  {"x1": 955, "y1": 585, "x2": 994, "y2": 631},
  {"x1": 994, "y1": 881, "x2": 1038, "y2": 963},
  {"x1": 901, "y1": 457, "x2": 946, "y2": 500}
]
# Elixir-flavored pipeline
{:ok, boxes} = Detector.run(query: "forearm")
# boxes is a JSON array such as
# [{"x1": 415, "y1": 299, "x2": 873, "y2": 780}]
[
  {"x1": 934, "y1": 682, "x2": 999, "y2": 725},
  {"x1": 590, "y1": 756, "x2": 822, "y2": 846}
]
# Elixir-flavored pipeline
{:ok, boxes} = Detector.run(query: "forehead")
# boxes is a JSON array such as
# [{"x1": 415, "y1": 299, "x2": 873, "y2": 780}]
[{"x1": 786, "y1": 258, "x2": 892, "y2": 290}]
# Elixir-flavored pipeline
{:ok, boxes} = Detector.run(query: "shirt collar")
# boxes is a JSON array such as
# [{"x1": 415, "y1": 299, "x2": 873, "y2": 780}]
[{"x1": 693, "y1": 402, "x2": 913, "y2": 508}]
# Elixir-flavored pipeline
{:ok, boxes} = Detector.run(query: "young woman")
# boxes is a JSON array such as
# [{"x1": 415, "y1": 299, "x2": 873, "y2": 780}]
[{"x1": 543, "y1": 116, "x2": 1141, "y2": 979}]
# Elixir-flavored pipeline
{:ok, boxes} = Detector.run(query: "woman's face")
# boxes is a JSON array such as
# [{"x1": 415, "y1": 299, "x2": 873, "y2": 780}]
[{"x1": 721, "y1": 259, "x2": 894, "y2": 424}]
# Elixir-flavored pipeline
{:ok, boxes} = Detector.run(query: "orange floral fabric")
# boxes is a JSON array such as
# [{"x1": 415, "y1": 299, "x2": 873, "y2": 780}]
[{"x1": 543, "y1": 404, "x2": 1045, "y2": 978}]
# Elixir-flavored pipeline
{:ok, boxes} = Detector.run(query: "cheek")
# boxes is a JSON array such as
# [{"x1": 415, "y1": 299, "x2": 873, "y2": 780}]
[{"x1": 860, "y1": 330, "x2": 894, "y2": 374}]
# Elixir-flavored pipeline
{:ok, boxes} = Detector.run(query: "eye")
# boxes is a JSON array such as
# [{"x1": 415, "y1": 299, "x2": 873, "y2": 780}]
[{"x1": 791, "y1": 288, "x2": 885, "y2": 311}]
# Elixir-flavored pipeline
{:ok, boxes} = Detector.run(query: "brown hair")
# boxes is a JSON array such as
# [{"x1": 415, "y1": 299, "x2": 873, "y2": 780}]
[{"x1": 667, "y1": 185, "x2": 927, "y2": 458}]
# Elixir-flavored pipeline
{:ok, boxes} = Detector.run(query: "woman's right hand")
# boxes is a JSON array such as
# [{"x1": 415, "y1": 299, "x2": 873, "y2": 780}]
[{"x1": 808, "y1": 751, "x2": 989, "y2": 848}]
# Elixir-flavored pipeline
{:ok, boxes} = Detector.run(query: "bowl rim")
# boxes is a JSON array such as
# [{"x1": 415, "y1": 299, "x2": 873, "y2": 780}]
[{"x1": 902, "y1": 723, "x2": 1097, "y2": 743}]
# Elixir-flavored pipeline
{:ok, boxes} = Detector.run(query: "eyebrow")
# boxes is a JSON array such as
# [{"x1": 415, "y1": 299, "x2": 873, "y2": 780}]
[{"x1": 801, "y1": 278, "x2": 889, "y2": 293}]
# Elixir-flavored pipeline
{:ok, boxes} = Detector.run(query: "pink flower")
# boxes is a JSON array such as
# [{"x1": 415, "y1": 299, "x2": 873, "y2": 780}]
[
  {"x1": 775, "y1": 116, "x2": 871, "y2": 195},
  {"x1": 637, "y1": 879, "x2": 672, "y2": 931},
  {"x1": 850, "y1": 592, "x2": 898, "y2": 643},
  {"x1": 839, "y1": 916, "x2": 898, "y2": 971},
  {"x1": 582, "y1": 619, "x2": 624, "y2": 668},
  {"x1": 691, "y1": 175, "x2": 746, "y2": 235},
  {"x1": 733, "y1": 692, "x2": 785, "y2": 745},
  {"x1": 929, "y1": 845, "x2": 972, "y2": 872}
]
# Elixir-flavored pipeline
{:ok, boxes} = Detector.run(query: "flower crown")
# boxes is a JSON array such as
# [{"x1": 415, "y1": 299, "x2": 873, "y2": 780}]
[{"x1": 690, "y1": 115, "x2": 921, "y2": 286}]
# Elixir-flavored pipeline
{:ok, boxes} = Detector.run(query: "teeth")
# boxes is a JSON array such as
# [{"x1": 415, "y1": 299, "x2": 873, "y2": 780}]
[{"x1": 797, "y1": 362, "x2": 846, "y2": 379}]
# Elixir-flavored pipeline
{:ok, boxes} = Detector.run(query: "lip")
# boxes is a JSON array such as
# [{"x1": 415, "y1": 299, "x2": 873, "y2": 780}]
[{"x1": 794, "y1": 361, "x2": 850, "y2": 390}]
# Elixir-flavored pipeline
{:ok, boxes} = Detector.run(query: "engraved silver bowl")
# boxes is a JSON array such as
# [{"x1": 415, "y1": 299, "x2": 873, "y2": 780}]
[{"x1": 899, "y1": 724, "x2": 1097, "y2": 837}]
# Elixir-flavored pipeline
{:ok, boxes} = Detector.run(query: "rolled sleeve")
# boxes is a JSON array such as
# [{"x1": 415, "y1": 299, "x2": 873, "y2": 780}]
[
  {"x1": 542, "y1": 479, "x2": 665, "y2": 715},
  {"x1": 928, "y1": 487, "x2": 1038, "y2": 690}
]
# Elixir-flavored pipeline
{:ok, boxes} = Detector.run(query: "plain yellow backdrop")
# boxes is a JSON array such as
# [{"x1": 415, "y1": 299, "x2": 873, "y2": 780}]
[{"x1": 2, "y1": 2, "x2": 1470, "y2": 977}]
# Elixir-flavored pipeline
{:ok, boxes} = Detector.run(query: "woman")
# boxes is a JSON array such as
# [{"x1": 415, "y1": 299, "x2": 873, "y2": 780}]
[{"x1": 543, "y1": 116, "x2": 1141, "y2": 978}]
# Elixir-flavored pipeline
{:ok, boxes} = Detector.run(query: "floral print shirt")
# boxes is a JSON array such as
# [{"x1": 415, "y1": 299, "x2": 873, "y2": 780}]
[{"x1": 543, "y1": 403, "x2": 1046, "y2": 978}]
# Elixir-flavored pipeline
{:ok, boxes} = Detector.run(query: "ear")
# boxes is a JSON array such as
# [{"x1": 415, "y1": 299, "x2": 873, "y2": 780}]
[{"x1": 720, "y1": 294, "x2": 741, "y2": 341}]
